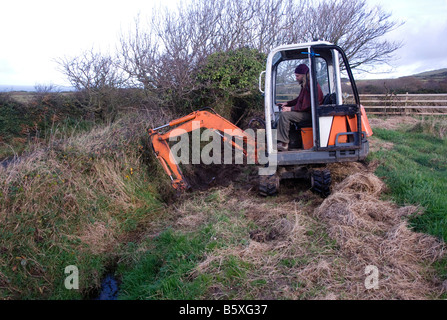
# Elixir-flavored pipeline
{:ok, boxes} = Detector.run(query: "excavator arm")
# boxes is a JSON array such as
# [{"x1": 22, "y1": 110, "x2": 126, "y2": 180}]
[{"x1": 148, "y1": 109, "x2": 259, "y2": 191}]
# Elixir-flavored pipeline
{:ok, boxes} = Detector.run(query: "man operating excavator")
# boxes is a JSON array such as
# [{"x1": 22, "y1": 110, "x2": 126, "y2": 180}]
[{"x1": 276, "y1": 64, "x2": 324, "y2": 151}]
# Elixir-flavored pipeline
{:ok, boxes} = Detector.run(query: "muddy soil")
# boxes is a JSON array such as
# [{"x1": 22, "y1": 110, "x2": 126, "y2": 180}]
[{"x1": 181, "y1": 163, "x2": 254, "y2": 191}]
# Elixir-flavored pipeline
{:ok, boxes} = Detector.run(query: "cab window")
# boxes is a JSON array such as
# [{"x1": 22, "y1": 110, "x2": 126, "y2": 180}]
[{"x1": 275, "y1": 57, "x2": 329, "y2": 105}]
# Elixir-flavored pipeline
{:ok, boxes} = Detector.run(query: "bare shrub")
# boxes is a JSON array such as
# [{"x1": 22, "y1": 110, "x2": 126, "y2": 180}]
[{"x1": 56, "y1": 49, "x2": 128, "y2": 122}]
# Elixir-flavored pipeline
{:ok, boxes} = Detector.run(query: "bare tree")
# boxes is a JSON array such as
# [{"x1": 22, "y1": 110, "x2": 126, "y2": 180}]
[
  {"x1": 117, "y1": 0, "x2": 298, "y2": 104},
  {"x1": 117, "y1": 0, "x2": 401, "y2": 83},
  {"x1": 113, "y1": 0, "x2": 404, "y2": 114},
  {"x1": 118, "y1": 15, "x2": 161, "y2": 90},
  {"x1": 299, "y1": 0, "x2": 403, "y2": 70}
]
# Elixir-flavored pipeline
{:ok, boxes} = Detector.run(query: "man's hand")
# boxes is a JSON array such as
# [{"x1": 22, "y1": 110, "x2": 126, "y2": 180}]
[{"x1": 277, "y1": 103, "x2": 291, "y2": 112}]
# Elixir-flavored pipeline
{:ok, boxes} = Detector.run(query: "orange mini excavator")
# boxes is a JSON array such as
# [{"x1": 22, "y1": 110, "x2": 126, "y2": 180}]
[{"x1": 148, "y1": 41, "x2": 373, "y2": 197}]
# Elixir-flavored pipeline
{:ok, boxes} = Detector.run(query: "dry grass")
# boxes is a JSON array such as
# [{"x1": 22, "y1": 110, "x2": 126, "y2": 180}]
[
  {"x1": 311, "y1": 172, "x2": 446, "y2": 299},
  {"x1": 194, "y1": 191, "x2": 316, "y2": 299},
  {"x1": 2, "y1": 107, "x2": 444, "y2": 299},
  {"x1": 187, "y1": 165, "x2": 446, "y2": 300},
  {"x1": 0, "y1": 114, "x2": 148, "y2": 220},
  {"x1": 368, "y1": 115, "x2": 447, "y2": 139},
  {"x1": 417, "y1": 116, "x2": 447, "y2": 139},
  {"x1": 79, "y1": 221, "x2": 118, "y2": 255},
  {"x1": 368, "y1": 116, "x2": 421, "y2": 130}
]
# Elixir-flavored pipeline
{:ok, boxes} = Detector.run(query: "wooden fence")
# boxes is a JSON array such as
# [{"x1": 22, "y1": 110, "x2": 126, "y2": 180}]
[
  {"x1": 279, "y1": 92, "x2": 447, "y2": 115},
  {"x1": 358, "y1": 93, "x2": 447, "y2": 116}
]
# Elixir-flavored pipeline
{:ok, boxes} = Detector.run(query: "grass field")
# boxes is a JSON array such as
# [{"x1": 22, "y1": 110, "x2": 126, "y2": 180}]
[
  {"x1": 369, "y1": 117, "x2": 447, "y2": 242},
  {"x1": 0, "y1": 111, "x2": 446, "y2": 300},
  {"x1": 114, "y1": 116, "x2": 447, "y2": 300},
  {"x1": 368, "y1": 116, "x2": 447, "y2": 281}
]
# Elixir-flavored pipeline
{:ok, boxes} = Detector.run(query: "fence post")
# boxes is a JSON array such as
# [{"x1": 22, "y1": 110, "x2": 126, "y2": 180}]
[
  {"x1": 405, "y1": 92, "x2": 408, "y2": 116},
  {"x1": 384, "y1": 93, "x2": 388, "y2": 116}
]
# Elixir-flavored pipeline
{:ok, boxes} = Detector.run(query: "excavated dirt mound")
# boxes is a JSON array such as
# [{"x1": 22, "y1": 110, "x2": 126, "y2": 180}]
[{"x1": 180, "y1": 162, "x2": 259, "y2": 192}]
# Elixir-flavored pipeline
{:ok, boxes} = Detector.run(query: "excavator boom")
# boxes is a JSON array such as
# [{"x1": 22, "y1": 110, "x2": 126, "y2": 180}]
[{"x1": 148, "y1": 109, "x2": 259, "y2": 190}]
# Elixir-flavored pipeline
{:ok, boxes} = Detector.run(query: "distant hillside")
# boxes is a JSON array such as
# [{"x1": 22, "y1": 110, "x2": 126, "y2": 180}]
[
  {"x1": 356, "y1": 68, "x2": 447, "y2": 94},
  {"x1": 413, "y1": 68, "x2": 447, "y2": 79}
]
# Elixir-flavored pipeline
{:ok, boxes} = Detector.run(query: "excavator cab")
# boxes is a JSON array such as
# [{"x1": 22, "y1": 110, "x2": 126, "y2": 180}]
[
  {"x1": 261, "y1": 41, "x2": 372, "y2": 164},
  {"x1": 257, "y1": 41, "x2": 373, "y2": 196}
]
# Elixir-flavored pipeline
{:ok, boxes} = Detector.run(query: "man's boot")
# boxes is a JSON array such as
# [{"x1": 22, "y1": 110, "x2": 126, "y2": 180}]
[{"x1": 277, "y1": 141, "x2": 288, "y2": 151}]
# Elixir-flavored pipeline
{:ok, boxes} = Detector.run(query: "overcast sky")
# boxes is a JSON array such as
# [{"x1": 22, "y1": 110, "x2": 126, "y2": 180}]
[
  {"x1": 1, "y1": 0, "x2": 446, "y2": 88},
  {"x1": 361, "y1": 0, "x2": 447, "y2": 79}
]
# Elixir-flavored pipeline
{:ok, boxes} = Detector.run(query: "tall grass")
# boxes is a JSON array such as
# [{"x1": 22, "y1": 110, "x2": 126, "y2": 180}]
[
  {"x1": 416, "y1": 116, "x2": 447, "y2": 139},
  {"x1": 0, "y1": 110, "x2": 169, "y2": 299}
]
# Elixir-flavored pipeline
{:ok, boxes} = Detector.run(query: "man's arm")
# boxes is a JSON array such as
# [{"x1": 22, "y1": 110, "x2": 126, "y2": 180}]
[
  {"x1": 286, "y1": 96, "x2": 299, "y2": 107},
  {"x1": 277, "y1": 96, "x2": 298, "y2": 111}
]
